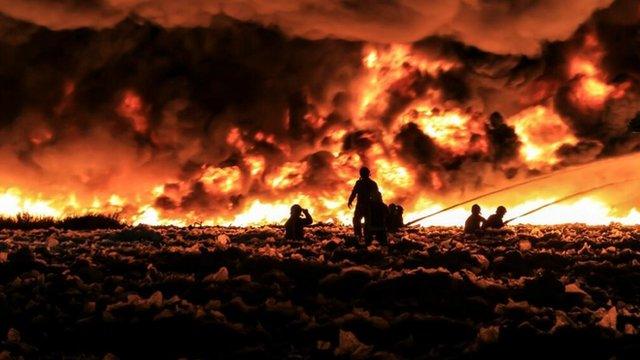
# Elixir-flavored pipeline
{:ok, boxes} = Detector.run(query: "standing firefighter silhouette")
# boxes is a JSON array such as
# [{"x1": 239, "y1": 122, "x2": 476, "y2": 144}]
[
  {"x1": 284, "y1": 204, "x2": 313, "y2": 240},
  {"x1": 348, "y1": 167, "x2": 379, "y2": 238}
]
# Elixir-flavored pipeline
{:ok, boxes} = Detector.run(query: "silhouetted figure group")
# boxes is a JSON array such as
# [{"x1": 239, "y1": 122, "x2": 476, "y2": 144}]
[
  {"x1": 285, "y1": 166, "x2": 404, "y2": 242},
  {"x1": 347, "y1": 167, "x2": 406, "y2": 245},
  {"x1": 285, "y1": 166, "x2": 510, "y2": 240},
  {"x1": 464, "y1": 204, "x2": 507, "y2": 234}
]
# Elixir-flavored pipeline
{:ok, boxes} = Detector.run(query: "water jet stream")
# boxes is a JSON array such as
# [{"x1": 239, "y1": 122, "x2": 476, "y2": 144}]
[
  {"x1": 405, "y1": 153, "x2": 640, "y2": 226},
  {"x1": 503, "y1": 178, "x2": 640, "y2": 224}
]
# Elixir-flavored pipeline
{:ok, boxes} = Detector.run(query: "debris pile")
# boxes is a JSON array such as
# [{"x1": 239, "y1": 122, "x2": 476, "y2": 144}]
[{"x1": 0, "y1": 224, "x2": 639, "y2": 358}]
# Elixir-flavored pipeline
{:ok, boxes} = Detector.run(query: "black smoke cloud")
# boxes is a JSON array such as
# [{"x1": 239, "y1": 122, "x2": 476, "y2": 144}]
[
  {"x1": 395, "y1": 122, "x2": 437, "y2": 166},
  {"x1": 485, "y1": 112, "x2": 520, "y2": 163},
  {"x1": 0, "y1": 0, "x2": 613, "y2": 55},
  {"x1": 556, "y1": 140, "x2": 604, "y2": 165}
]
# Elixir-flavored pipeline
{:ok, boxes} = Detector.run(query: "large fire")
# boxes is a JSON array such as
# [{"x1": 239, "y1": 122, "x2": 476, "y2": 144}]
[{"x1": 1, "y1": 40, "x2": 639, "y2": 228}]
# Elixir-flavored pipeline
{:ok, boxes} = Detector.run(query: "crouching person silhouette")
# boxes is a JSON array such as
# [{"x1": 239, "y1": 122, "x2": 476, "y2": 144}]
[
  {"x1": 483, "y1": 206, "x2": 507, "y2": 230},
  {"x1": 464, "y1": 204, "x2": 485, "y2": 234},
  {"x1": 284, "y1": 204, "x2": 313, "y2": 240},
  {"x1": 365, "y1": 191, "x2": 389, "y2": 245}
]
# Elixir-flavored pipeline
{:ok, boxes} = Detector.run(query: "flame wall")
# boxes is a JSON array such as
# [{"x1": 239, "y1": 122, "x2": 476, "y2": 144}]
[{"x1": 0, "y1": 1, "x2": 639, "y2": 226}]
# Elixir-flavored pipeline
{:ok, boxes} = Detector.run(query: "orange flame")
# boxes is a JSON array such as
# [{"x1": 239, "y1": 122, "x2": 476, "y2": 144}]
[
  {"x1": 507, "y1": 106, "x2": 577, "y2": 167},
  {"x1": 567, "y1": 34, "x2": 627, "y2": 110},
  {"x1": 400, "y1": 105, "x2": 488, "y2": 155}
]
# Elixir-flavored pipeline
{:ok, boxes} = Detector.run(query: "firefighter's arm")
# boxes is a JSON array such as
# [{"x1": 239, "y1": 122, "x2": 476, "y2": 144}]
[{"x1": 302, "y1": 209, "x2": 313, "y2": 225}]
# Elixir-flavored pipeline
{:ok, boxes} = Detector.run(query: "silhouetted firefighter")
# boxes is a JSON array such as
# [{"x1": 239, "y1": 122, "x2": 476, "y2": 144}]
[
  {"x1": 348, "y1": 167, "x2": 379, "y2": 238},
  {"x1": 365, "y1": 191, "x2": 389, "y2": 245},
  {"x1": 464, "y1": 204, "x2": 485, "y2": 234},
  {"x1": 483, "y1": 206, "x2": 507, "y2": 230},
  {"x1": 388, "y1": 203, "x2": 404, "y2": 232},
  {"x1": 284, "y1": 204, "x2": 313, "y2": 240}
]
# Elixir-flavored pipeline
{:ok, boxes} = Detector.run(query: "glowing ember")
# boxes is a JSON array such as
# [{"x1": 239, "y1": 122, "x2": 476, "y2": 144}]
[{"x1": 118, "y1": 90, "x2": 148, "y2": 133}]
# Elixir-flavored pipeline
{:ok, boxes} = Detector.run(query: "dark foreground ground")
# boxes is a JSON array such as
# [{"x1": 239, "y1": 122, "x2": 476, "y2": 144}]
[{"x1": 1, "y1": 224, "x2": 640, "y2": 359}]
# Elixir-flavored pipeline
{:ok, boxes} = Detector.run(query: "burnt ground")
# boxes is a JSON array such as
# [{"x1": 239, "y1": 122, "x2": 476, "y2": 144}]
[{"x1": 1, "y1": 224, "x2": 640, "y2": 359}]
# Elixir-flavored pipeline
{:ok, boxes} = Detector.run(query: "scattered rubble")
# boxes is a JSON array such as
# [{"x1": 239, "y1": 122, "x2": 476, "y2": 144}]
[{"x1": 0, "y1": 224, "x2": 639, "y2": 358}]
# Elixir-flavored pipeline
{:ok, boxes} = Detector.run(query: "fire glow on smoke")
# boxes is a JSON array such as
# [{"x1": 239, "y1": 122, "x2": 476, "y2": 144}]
[{"x1": 1, "y1": 12, "x2": 640, "y2": 227}]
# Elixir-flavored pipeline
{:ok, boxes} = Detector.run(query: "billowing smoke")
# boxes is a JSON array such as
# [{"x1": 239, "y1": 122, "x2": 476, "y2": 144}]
[
  {"x1": 0, "y1": 0, "x2": 639, "y2": 225},
  {"x1": 0, "y1": 0, "x2": 613, "y2": 55}
]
